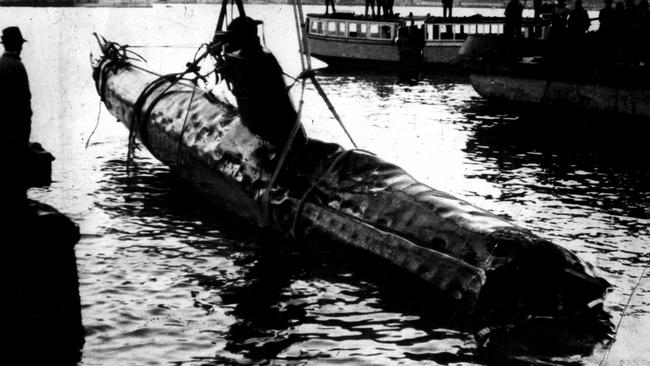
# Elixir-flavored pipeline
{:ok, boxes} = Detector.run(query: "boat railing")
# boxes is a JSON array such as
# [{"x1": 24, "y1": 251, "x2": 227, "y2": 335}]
[
  {"x1": 425, "y1": 23, "x2": 505, "y2": 42},
  {"x1": 425, "y1": 21, "x2": 552, "y2": 42}
]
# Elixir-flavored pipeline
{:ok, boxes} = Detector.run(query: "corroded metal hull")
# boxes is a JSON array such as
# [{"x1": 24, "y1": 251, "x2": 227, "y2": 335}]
[{"x1": 92, "y1": 51, "x2": 609, "y2": 316}]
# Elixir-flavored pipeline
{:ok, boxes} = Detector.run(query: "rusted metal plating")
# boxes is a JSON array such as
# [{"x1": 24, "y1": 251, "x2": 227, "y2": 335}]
[{"x1": 92, "y1": 52, "x2": 609, "y2": 309}]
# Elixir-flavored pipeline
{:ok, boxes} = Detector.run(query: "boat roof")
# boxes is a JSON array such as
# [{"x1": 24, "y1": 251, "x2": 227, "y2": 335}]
[
  {"x1": 424, "y1": 15, "x2": 548, "y2": 25},
  {"x1": 424, "y1": 15, "x2": 506, "y2": 24},
  {"x1": 307, "y1": 13, "x2": 547, "y2": 26},
  {"x1": 307, "y1": 12, "x2": 408, "y2": 23}
]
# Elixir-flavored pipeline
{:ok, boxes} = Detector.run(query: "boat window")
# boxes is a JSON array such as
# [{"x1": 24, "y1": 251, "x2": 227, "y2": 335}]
[
  {"x1": 339, "y1": 22, "x2": 346, "y2": 36},
  {"x1": 491, "y1": 24, "x2": 503, "y2": 34},
  {"x1": 349, "y1": 22, "x2": 367, "y2": 38},
  {"x1": 349, "y1": 22, "x2": 358, "y2": 37},
  {"x1": 441, "y1": 25, "x2": 453, "y2": 40},
  {"x1": 468, "y1": 24, "x2": 476, "y2": 34},
  {"x1": 380, "y1": 25, "x2": 392, "y2": 39},
  {"x1": 431, "y1": 24, "x2": 440, "y2": 40},
  {"x1": 369, "y1": 24, "x2": 380, "y2": 38},
  {"x1": 327, "y1": 21, "x2": 337, "y2": 36},
  {"x1": 316, "y1": 21, "x2": 323, "y2": 34},
  {"x1": 455, "y1": 25, "x2": 467, "y2": 40},
  {"x1": 476, "y1": 24, "x2": 486, "y2": 34},
  {"x1": 310, "y1": 20, "x2": 318, "y2": 34}
]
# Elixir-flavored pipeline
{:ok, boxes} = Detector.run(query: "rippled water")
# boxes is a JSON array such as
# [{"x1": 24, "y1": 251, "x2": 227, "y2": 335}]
[{"x1": 4, "y1": 4, "x2": 649, "y2": 365}]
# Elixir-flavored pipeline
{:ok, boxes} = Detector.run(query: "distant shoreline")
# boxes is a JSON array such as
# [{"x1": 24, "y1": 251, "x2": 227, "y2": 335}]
[
  {"x1": 0, "y1": 0, "x2": 150, "y2": 7},
  {"x1": 0, "y1": 0, "x2": 603, "y2": 10}
]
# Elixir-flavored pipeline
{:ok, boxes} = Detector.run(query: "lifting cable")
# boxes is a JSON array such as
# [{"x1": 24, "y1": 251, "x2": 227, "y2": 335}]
[
  {"x1": 289, "y1": 148, "x2": 374, "y2": 238},
  {"x1": 128, "y1": 64, "x2": 205, "y2": 173},
  {"x1": 176, "y1": 83, "x2": 198, "y2": 160},
  {"x1": 598, "y1": 264, "x2": 649, "y2": 366},
  {"x1": 85, "y1": 99, "x2": 102, "y2": 150},
  {"x1": 94, "y1": 33, "x2": 213, "y2": 173},
  {"x1": 123, "y1": 44, "x2": 200, "y2": 49},
  {"x1": 261, "y1": 0, "x2": 361, "y2": 226},
  {"x1": 292, "y1": 0, "x2": 358, "y2": 149}
]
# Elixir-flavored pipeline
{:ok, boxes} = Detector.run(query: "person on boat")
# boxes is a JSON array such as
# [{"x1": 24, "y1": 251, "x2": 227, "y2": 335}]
[
  {"x1": 567, "y1": 0, "x2": 591, "y2": 39},
  {"x1": 639, "y1": 0, "x2": 650, "y2": 64},
  {"x1": 325, "y1": 0, "x2": 336, "y2": 15},
  {"x1": 534, "y1": 0, "x2": 543, "y2": 18},
  {"x1": 376, "y1": 0, "x2": 385, "y2": 17},
  {"x1": 442, "y1": 0, "x2": 454, "y2": 18},
  {"x1": 599, "y1": 0, "x2": 616, "y2": 37},
  {"x1": 219, "y1": 16, "x2": 306, "y2": 148},
  {"x1": 0, "y1": 26, "x2": 31, "y2": 206},
  {"x1": 614, "y1": 0, "x2": 626, "y2": 32},
  {"x1": 549, "y1": 0, "x2": 570, "y2": 40},
  {"x1": 504, "y1": 0, "x2": 524, "y2": 38},
  {"x1": 365, "y1": 0, "x2": 376, "y2": 17},
  {"x1": 621, "y1": 0, "x2": 640, "y2": 62},
  {"x1": 384, "y1": 0, "x2": 395, "y2": 17}
]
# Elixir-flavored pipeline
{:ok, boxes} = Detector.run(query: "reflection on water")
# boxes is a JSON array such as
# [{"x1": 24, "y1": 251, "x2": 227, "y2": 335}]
[
  {"x1": 463, "y1": 105, "x2": 650, "y2": 220},
  {"x1": 87, "y1": 157, "x2": 484, "y2": 365},
  {"x1": 7, "y1": 4, "x2": 648, "y2": 365}
]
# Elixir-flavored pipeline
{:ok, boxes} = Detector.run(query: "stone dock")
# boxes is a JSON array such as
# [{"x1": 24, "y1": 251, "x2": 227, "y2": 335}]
[{"x1": 4, "y1": 143, "x2": 84, "y2": 363}]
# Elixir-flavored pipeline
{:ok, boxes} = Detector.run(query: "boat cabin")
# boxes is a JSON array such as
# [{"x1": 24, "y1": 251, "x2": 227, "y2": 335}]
[
  {"x1": 307, "y1": 13, "x2": 403, "y2": 42},
  {"x1": 305, "y1": 13, "x2": 548, "y2": 67},
  {"x1": 424, "y1": 20, "x2": 505, "y2": 42}
]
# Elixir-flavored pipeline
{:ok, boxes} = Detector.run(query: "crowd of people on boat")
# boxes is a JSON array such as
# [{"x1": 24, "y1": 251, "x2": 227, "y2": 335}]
[
  {"x1": 327, "y1": 0, "x2": 456, "y2": 18},
  {"x1": 597, "y1": 0, "x2": 649, "y2": 64},
  {"x1": 363, "y1": 0, "x2": 396, "y2": 17},
  {"x1": 325, "y1": 0, "x2": 397, "y2": 17},
  {"x1": 503, "y1": 0, "x2": 592, "y2": 39},
  {"x1": 502, "y1": 0, "x2": 649, "y2": 65}
]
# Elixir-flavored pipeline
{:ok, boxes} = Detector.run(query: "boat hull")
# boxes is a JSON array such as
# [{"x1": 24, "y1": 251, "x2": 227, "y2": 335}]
[
  {"x1": 308, "y1": 35, "x2": 468, "y2": 68},
  {"x1": 459, "y1": 34, "x2": 650, "y2": 118},
  {"x1": 469, "y1": 73, "x2": 650, "y2": 118},
  {"x1": 309, "y1": 35, "x2": 400, "y2": 64},
  {"x1": 423, "y1": 41, "x2": 464, "y2": 64}
]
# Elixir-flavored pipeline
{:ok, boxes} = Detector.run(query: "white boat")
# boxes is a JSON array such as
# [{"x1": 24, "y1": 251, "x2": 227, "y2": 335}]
[{"x1": 306, "y1": 12, "x2": 546, "y2": 68}]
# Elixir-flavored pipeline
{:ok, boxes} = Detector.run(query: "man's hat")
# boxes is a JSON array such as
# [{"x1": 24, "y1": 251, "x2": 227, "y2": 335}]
[
  {"x1": 1, "y1": 26, "x2": 27, "y2": 44},
  {"x1": 227, "y1": 16, "x2": 263, "y2": 36}
]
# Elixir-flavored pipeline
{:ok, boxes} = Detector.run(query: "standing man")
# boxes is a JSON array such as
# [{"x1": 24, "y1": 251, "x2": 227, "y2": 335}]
[
  {"x1": 0, "y1": 26, "x2": 31, "y2": 152},
  {"x1": 505, "y1": 0, "x2": 524, "y2": 38},
  {"x1": 365, "y1": 0, "x2": 376, "y2": 17},
  {"x1": 384, "y1": 0, "x2": 395, "y2": 16},
  {"x1": 377, "y1": 0, "x2": 385, "y2": 17},
  {"x1": 442, "y1": 0, "x2": 454, "y2": 18},
  {"x1": 325, "y1": 0, "x2": 336, "y2": 14},
  {"x1": 0, "y1": 26, "x2": 32, "y2": 206},
  {"x1": 567, "y1": 0, "x2": 591, "y2": 39},
  {"x1": 599, "y1": 0, "x2": 616, "y2": 37},
  {"x1": 534, "y1": 0, "x2": 543, "y2": 18},
  {"x1": 549, "y1": 0, "x2": 570, "y2": 40}
]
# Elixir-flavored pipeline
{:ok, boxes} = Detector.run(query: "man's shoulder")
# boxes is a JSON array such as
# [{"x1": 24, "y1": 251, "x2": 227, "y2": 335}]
[{"x1": 0, "y1": 53, "x2": 24, "y2": 71}]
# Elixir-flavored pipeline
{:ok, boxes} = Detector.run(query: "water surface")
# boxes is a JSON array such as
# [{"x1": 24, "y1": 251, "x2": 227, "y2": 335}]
[{"x1": 3, "y1": 4, "x2": 648, "y2": 365}]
